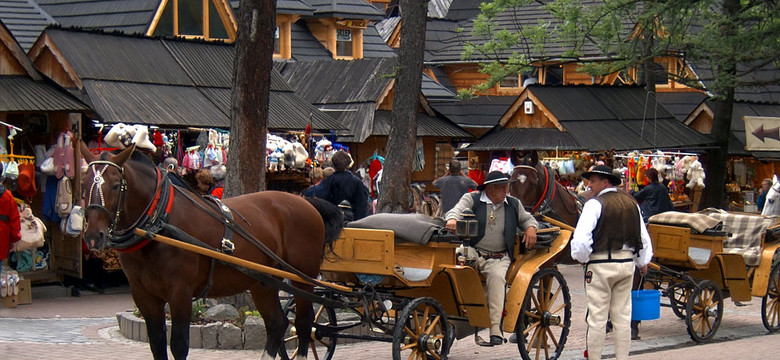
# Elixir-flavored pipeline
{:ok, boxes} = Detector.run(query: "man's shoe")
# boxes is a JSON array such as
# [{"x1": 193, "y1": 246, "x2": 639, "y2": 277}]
[
  {"x1": 490, "y1": 335, "x2": 504, "y2": 346},
  {"x1": 509, "y1": 333, "x2": 518, "y2": 343}
]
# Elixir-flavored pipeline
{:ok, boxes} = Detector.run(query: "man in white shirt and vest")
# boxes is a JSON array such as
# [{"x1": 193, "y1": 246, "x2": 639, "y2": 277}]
[
  {"x1": 571, "y1": 165, "x2": 653, "y2": 360},
  {"x1": 445, "y1": 171, "x2": 538, "y2": 345}
]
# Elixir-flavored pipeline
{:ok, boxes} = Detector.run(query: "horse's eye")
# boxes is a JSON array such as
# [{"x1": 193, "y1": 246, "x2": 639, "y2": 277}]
[{"x1": 113, "y1": 185, "x2": 120, "y2": 191}]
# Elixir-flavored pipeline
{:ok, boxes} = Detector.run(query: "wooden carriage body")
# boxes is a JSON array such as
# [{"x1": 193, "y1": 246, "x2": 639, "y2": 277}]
[{"x1": 320, "y1": 227, "x2": 571, "y2": 332}]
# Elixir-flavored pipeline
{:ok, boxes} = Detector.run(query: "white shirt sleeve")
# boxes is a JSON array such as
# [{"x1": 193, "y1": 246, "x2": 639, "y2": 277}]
[
  {"x1": 634, "y1": 204, "x2": 654, "y2": 267},
  {"x1": 571, "y1": 199, "x2": 602, "y2": 264}
]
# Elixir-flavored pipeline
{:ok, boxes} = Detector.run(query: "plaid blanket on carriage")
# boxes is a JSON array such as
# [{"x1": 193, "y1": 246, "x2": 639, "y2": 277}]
[
  {"x1": 699, "y1": 208, "x2": 780, "y2": 266},
  {"x1": 648, "y1": 212, "x2": 722, "y2": 233}
]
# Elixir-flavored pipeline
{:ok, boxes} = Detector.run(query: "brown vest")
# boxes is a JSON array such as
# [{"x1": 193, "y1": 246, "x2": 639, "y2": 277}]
[{"x1": 592, "y1": 191, "x2": 643, "y2": 256}]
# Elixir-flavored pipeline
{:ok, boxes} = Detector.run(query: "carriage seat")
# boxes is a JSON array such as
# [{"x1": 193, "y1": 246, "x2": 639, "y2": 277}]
[
  {"x1": 698, "y1": 209, "x2": 780, "y2": 266},
  {"x1": 347, "y1": 213, "x2": 448, "y2": 246},
  {"x1": 648, "y1": 211, "x2": 723, "y2": 234}
]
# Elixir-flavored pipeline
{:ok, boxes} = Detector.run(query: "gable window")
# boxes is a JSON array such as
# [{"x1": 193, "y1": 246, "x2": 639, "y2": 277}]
[
  {"x1": 151, "y1": 0, "x2": 235, "y2": 41},
  {"x1": 274, "y1": 26, "x2": 281, "y2": 55},
  {"x1": 336, "y1": 29, "x2": 353, "y2": 57}
]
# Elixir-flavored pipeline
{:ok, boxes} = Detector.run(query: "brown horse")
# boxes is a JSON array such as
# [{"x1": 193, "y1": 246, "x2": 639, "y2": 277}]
[
  {"x1": 80, "y1": 144, "x2": 343, "y2": 360},
  {"x1": 510, "y1": 151, "x2": 580, "y2": 263}
]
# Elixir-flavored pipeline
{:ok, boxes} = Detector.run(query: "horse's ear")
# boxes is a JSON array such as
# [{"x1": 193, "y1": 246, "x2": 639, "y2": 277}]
[
  {"x1": 112, "y1": 144, "x2": 136, "y2": 166},
  {"x1": 80, "y1": 141, "x2": 97, "y2": 164}
]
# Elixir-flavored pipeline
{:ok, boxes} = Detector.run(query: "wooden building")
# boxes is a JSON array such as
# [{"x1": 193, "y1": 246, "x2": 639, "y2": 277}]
[{"x1": 1, "y1": 19, "x2": 90, "y2": 282}]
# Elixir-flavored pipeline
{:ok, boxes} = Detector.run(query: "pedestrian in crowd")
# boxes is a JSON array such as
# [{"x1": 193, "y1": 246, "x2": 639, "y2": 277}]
[
  {"x1": 433, "y1": 159, "x2": 478, "y2": 216},
  {"x1": 319, "y1": 151, "x2": 368, "y2": 220},
  {"x1": 303, "y1": 167, "x2": 328, "y2": 198},
  {"x1": 571, "y1": 165, "x2": 653, "y2": 360},
  {"x1": 631, "y1": 167, "x2": 674, "y2": 222},
  {"x1": 160, "y1": 157, "x2": 188, "y2": 188},
  {"x1": 445, "y1": 171, "x2": 538, "y2": 346},
  {"x1": 209, "y1": 165, "x2": 226, "y2": 199},
  {"x1": 195, "y1": 169, "x2": 214, "y2": 196},
  {"x1": 757, "y1": 178, "x2": 772, "y2": 212}
]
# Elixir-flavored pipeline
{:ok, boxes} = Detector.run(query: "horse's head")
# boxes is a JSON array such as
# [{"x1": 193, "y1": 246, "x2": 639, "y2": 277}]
[
  {"x1": 510, "y1": 164, "x2": 542, "y2": 212},
  {"x1": 80, "y1": 142, "x2": 136, "y2": 250}
]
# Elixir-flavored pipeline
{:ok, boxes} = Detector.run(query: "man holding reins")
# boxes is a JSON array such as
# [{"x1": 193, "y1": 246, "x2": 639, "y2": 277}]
[{"x1": 445, "y1": 171, "x2": 538, "y2": 345}]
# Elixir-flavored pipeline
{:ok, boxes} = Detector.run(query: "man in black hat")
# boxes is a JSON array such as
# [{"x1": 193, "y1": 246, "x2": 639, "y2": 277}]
[
  {"x1": 571, "y1": 165, "x2": 653, "y2": 360},
  {"x1": 444, "y1": 170, "x2": 538, "y2": 346}
]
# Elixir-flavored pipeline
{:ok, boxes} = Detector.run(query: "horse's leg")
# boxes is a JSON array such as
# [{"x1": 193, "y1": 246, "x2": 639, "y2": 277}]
[
  {"x1": 250, "y1": 284, "x2": 287, "y2": 360},
  {"x1": 292, "y1": 285, "x2": 315, "y2": 360},
  {"x1": 168, "y1": 294, "x2": 193, "y2": 360},
  {"x1": 132, "y1": 289, "x2": 169, "y2": 360}
]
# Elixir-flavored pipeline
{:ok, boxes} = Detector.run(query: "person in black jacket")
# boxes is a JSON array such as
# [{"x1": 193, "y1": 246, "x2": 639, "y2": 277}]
[
  {"x1": 632, "y1": 168, "x2": 673, "y2": 222},
  {"x1": 319, "y1": 151, "x2": 368, "y2": 220}
]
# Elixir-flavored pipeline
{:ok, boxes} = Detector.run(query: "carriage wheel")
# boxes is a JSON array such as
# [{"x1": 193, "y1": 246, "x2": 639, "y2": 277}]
[
  {"x1": 762, "y1": 262, "x2": 780, "y2": 332},
  {"x1": 280, "y1": 299, "x2": 337, "y2": 360},
  {"x1": 668, "y1": 281, "x2": 693, "y2": 319},
  {"x1": 392, "y1": 297, "x2": 452, "y2": 360},
  {"x1": 515, "y1": 268, "x2": 571, "y2": 360},
  {"x1": 684, "y1": 280, "x2": 723, "y2": 343}
]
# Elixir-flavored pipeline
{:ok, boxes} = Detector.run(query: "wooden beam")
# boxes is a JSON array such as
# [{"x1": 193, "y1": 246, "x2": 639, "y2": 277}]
[
  {"x1": 146, "y1": 0, "x2": 170, "y2": 36},
  {"x1": 212, "y1": 0, "x2": 237, "y2": 41},
  {"x1": 133, "y1": 228, "x2": 354, "y2": 293}
]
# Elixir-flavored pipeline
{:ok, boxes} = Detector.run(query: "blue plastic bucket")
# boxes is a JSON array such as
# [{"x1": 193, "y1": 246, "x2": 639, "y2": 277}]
[{"x1": 631, "y1": 290, "x2": 661, "y2": 321}]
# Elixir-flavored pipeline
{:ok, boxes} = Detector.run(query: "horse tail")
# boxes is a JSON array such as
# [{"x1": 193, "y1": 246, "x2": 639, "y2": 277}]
[{"x1": 305, "y1": 197, "x2": 344, "y2": 259}]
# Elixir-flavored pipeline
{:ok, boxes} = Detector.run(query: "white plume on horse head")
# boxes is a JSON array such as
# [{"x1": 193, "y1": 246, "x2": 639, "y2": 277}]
[{"x1": 762, "y1": 175, "x2": 780, "y2": 216}]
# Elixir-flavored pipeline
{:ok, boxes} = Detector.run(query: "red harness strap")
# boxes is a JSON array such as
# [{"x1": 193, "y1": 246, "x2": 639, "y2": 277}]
[{"x1": 531, "y1": 166, "x2": 550, "y2": 213}]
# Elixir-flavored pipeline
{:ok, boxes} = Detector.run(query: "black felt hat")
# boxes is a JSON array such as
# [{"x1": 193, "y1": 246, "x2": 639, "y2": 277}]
[
  {"x1": 477, "y1": 171, "x2": 511, "y2": 191},
  {"x1": 582, "y1": 165, "x2": 621, "y2": 186}
]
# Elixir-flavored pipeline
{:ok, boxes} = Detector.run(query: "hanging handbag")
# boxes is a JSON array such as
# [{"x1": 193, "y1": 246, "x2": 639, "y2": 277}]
[
  {"x1": 56, "y1": 176, "x2": 73, "y2": 217},
  {"x1": 17, "y1": 204, "x2": 46, "y2": 251},
  {"x1": 61, "y1": 205, "x2": 83, "y2": 237},
  {"x1": 3, "y1": 160, "x2": 19, "y2": 179}
]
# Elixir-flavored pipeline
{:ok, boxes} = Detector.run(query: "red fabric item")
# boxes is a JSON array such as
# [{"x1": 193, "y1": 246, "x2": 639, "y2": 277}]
[
  {"x1": 468, "y1": 169, "x2": 486, "y2": 189},
  {"x1": 211, "y1": 187, "x2": 224, "y2": 199},
  {"x1": 0, "y1": 190, "x2": 21, "y2": 261},
  {"x1": 368, "y1": 159, "x2": 382, "y2": 197},
  {"x1": 152, "y1": 131, "x2": 164, "y2": 147}
]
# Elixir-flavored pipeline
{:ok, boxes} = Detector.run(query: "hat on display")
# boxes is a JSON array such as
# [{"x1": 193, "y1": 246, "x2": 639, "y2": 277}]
[
  {"x1": 582, "y1": 165, "x2": 621, "y2": 186},
  {"x1": 477, "y1": 171, "x2": 511, "y2": 191},
  {"x1": 17, "y1": 163, "x2": 37, "y2": 198}
]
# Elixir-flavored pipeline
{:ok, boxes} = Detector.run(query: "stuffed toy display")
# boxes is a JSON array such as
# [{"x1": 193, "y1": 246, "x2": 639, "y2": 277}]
[
  {"x1": 686, "y1": 156, "x2": 706, "y2": 188},
  {"x1": 104, "y1": 123, "x2": 157, "y2": 152}
]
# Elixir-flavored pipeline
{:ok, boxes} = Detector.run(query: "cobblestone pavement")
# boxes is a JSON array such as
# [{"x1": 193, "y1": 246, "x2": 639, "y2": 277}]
[{"x1": 1, "y1": 264, "x2": 778, "y2": 359}]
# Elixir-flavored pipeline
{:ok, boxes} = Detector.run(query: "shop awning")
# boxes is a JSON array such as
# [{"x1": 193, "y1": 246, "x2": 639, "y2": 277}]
[{"x1": 0, "y1": 76, "x2": 88, "y2": 112}]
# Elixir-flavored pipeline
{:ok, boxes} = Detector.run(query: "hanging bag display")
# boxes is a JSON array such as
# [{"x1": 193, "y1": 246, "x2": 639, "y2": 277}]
[
  {"x1": 61, "y1": 205, "x2": 83, "y2": 237},
  {"x1": 56, "y1": 176, "x2": 73, "y2": 217},
  {"x1": 3, "y1": 160, "x2": 19, "y2": 179},
  {"x1": 17, "y1": 204, "x2": 46, "y2": 252}
]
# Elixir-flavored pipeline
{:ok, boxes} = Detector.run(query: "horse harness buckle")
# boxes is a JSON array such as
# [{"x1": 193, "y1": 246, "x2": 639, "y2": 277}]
[{"x1": 210, "y1": 197, "x2": 235, "y2": 255}]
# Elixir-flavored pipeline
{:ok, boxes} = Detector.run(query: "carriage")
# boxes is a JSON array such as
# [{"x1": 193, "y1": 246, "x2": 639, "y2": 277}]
[{"x1": 641, "y1": 210, "x2": 780, "y2": 342}]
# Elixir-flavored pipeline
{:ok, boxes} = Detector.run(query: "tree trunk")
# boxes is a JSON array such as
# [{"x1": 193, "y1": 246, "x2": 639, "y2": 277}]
[
  {"x1": 702, "y1": 0, "x2": 739, "y2": 209},
  {"x1": 376, "y1": 0, "x2": 428, "y2": 213},
  {"x1": 224, "y1": 0, "x2": 275, "y2": 198}
]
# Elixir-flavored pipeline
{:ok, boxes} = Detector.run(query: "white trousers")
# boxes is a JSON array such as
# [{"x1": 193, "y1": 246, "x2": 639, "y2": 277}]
[
  {"x1": 585, "y1": 251, "x2": 635, "y2": 360},
  {"x1": 476, "y1": 253, "x2": 510, "y2": 337}
]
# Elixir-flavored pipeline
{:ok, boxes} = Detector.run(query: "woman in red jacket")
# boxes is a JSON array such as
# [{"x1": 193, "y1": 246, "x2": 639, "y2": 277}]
[{"x1": 1, "y1": 180, "x2": 22, "y2": 301}]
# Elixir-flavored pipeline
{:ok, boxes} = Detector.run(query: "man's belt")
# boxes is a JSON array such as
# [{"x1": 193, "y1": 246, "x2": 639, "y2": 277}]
[{"x1": 477, "y1": 249, "x2": 507, "y2": 260}]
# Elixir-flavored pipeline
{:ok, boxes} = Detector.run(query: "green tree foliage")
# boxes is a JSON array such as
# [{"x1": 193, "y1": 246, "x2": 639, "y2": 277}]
[{"x1": 464, "y1": 0, "x2": 780, "y2": 208}]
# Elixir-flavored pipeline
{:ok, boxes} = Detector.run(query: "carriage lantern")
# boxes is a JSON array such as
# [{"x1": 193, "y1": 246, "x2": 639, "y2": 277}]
[{"x1": 456, "y1": 209, "x2": 479, "y2": 240}]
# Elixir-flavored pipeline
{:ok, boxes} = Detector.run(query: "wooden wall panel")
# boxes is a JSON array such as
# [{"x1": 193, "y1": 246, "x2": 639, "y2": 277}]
[
  {"x1": 34, "y1": 48, "x2": 77, "y2": 89},
  {"x1": 0, "y1": 45, "x2": 25, "y2": 75}
]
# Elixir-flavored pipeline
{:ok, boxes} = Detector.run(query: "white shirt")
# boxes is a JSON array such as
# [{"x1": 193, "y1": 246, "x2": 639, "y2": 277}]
[{"x1": 571, "y1": 188, "x2": 653, "y2": 267}]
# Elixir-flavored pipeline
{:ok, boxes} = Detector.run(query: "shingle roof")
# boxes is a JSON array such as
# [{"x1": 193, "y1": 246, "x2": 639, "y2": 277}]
[
  {"x1": 424, "y1": 0, "x2": 634, "y2": 63},
  {"x1": 43, "y1": 28, "x2": 341, "y2": 130},
  {"x1": 464, "y1": 127, "x2": 580, "y2": 151},
  {"x1": 695, "y1": 62, "x2": 780, "y2": 104},
  {"x1": 421, "y1": 73, "x2": 456, "y2": 101},
  {"x1": 230, "y1": 0, "x2": 314, "y2": 16},
  {"x1": 0, "y1": 75, "x2": 88, "y2": 112},
  {"x1": 375, "y1": 16, "x2": 399, "y2": 43},
  {"x1": 279, "y1": 58, "x2": 395, "y2": 103},
  {"x1": 430, "y1": 95, "x2": 517, "y2": 128},
  {"x1": 289, "y1": 20, "x2": 333, "y2": 61},
  {"x1": 303, "y1": 0, "x2": 385, "y2": 20},
  {"x1": 440, "y1": 0, "x2": 480, "y2": 21},
  {"x1": 372, "y1": 110, "x2": 471, "y2": 138},
  {"x1": 0, "y1": 0, "x2": 56, "y2": 51},
  {"x1": 466, "y1": 86, "x2": 713, "y2": 151},
  {"x1": 427, "y1": 0, "x2": 453, "y2": 19},
  {"x1": 36, "y1": 0, "x2": 159, "y2": 34},
  {"x1": 656, "y1": 92, "x2": 708, "y2": 122},
  {"x1": 362, "y1": 23, "x2": 396, "y2": 58}
]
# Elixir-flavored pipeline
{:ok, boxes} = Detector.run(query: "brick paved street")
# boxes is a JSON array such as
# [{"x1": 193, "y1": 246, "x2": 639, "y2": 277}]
[{"x1": 1, "y1": 264, "x2": 778, "y2": 359}]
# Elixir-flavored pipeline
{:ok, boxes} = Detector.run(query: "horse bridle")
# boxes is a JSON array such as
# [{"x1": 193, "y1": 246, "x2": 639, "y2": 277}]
[
  {"x1": 513, "y1": 164, "x2": 579, "y2": 216},
  {"x1": 85, "y1": 160, "x2": 128, "y2": 240}
]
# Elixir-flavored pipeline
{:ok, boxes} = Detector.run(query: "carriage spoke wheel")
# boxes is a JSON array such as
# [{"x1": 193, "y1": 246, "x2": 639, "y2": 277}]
[
  {"x1": 515, "y1": 268, "x2": 571, "y2": 360},
  {"x1": 668, "y1": 281, "x2": 693, "y2": 319},
  {"x1": 762, "y1": 262, "x2": 780, "y2": 332},
  {"x1": 281, "y1": 299, "x2": 337, "y2": 360},
  {"x1": 684, "y1": 280, "x2": 723, "y2": 343},
  {"x1": 392, "y1": 297, "x2": 452, "y2": 360}
]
